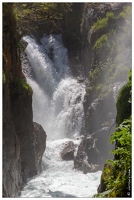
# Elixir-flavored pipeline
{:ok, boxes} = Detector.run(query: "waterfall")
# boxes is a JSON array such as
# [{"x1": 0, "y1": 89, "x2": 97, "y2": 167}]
[
  {"x1": 20, "y1": 34, "x2": 101, "y2": 198},
  {"x1": 23, "y1": 34, "x2": 85, "y2": 140}
]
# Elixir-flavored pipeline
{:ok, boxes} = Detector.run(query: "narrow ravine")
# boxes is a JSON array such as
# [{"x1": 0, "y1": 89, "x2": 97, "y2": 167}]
[{"x1": 20, "y1": 34, "x2": 101, "y2": 198}]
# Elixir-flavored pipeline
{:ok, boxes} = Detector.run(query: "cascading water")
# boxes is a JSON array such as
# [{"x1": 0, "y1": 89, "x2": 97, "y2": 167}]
[{"x1": 20, "y1": 34, "x2": 101, "y2": 198}]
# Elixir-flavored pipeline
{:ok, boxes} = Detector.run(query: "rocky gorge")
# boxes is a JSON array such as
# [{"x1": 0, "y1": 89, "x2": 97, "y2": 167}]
[{"x1": 3, "y1": 2, "x2": 131, "y2": 197}]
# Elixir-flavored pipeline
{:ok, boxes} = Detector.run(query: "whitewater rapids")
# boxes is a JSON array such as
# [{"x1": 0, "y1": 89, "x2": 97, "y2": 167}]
[
  {"x1": 20, "y1": 34, "x2": 102, "y2": 198},
  {"x1": 20, "y1": 138, "x2": 101, "y2": 198}
]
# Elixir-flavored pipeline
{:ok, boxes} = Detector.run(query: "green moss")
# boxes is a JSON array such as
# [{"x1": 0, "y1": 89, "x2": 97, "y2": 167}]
[
  {"x1": 116, "y1": 85, "x2": 131, "y2": 125},
  {"x1": 90, "y1": 12, "x2": 114, "y2": 33},
  {"x1": 13, "y1": 3, "x2": 73, "y2": 36},
  {"x1": 117, "y1": 5, "x2": 132, "y2": 20},
  {"x1": 11, "y1": 78, "x2": 33, "y2": 95},
  {"x1": 94, "y1": 189, "x2": 114, "y2": 198},
  {"x1": 3, "y1": 72, "x2": 6, "y2": 84},
  {"x1": 93, "y1": 34, "x2": 108, "y2": 50},
  {"x1": 18, "y1": 40, "x2": 26, "y2": 53},
  {"x1": 116, "y1": 71, "x2": 131, "y2": 126}
]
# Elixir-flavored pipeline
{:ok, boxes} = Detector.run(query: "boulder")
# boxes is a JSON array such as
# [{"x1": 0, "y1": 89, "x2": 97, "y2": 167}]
[
  {"x1": 33, "y1": 122, "x2": 47, "y2": 173},
  {"x1": 60, "y1": 141, "x2": 75, "y2": 160}
]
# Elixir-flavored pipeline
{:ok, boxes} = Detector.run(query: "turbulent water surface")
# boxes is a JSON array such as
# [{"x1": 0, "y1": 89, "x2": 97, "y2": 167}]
[{"x1": 21, "y1": 34, "x2": 102, "y2": 198}]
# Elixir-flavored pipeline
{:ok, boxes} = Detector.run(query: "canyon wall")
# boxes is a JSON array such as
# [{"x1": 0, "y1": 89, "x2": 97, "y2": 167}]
[{"x1": 3, "y1": 4, "x2": 46, "y2": 197}]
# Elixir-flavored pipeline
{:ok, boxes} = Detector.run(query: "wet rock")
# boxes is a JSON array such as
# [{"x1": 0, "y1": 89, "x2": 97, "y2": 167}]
[
  {"x1": 60, "y1": 141, "x2": 75, "y2": 160},
  {"x1": 82, "y1": 156, "x2": 92, "y2": 174},
  {"x1": 82, "y1": 156, "x2": 99, "y2": 174},
  {"x1": 74, "y1": 151, "x2": 87, "y2": 170},
  {"x1": 33, "y1": 122, "x2": 47, "y2": 173}
]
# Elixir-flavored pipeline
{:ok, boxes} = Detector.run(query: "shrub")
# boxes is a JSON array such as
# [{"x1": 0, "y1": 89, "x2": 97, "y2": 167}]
[{"x1": 104, "y1": 117, "x2": 132, "y2": 197}]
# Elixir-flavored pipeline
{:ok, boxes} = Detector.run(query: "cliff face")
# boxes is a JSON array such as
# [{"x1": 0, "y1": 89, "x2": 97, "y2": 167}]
[
  {"x1": 74, "y1": 2, "x2": 132, "y2": 171},
  {"x1": 3, "y1": 4, "x2": 46, "y2": 197},
  {"x1": 3, "y1": 77, "x2": 23, "y2": 197},
  {"x1": 81, "y1": 2, "x2": 131, "y2": 132}
]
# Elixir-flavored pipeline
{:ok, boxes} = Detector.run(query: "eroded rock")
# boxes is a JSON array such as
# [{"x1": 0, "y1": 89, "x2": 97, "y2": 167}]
[
  {"x1": 33, "y1": 122, "x2": 47, "y2": 173},
  {"x1": 60, "y1": 141, "x2": 75, "y2": 160}
]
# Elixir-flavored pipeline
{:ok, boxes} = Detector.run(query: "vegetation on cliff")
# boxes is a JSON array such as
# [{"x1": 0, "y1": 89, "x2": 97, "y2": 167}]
[
  {"x1": 81, "y1": 3, "x2": 132, "y2": 197},
  {"x1": 95, "y1": 71, "x2": 131, "y2": 198},
  {"x1": 116, "y1": 70, "x2": 132, "y2": 126},
  {"x1": 86, "y1": 4, "x2": 131, "y2": 100},
  {"x1": 82, "y1": 3, "x2": 131, "y2": 140},
  {"x1": 13, "y1": 3, "x2": 72, "y2": 35}
]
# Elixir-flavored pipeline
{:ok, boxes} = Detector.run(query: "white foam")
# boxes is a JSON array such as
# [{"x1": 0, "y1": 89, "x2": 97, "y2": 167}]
[
  {"x1": 21, "y1": 34, "x2": 101, "y2": 198},
  {"x1": 21, "y1": 139, "x2": 102, "y2": 198}
]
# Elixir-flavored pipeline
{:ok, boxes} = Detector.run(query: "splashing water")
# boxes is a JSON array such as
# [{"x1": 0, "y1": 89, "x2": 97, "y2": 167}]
[
  {"x1": 23, "y1": 34, "x2": 85, "y2": 139},
  {"x1": 21, "y1": 34, "x2": 101, "y2": 197},
  {"x1": 20, "y1": 138, "x2": 102, "y2": 198}
]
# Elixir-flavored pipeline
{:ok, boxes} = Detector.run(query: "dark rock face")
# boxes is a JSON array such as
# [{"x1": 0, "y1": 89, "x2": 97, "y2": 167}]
[
  {"x1": 33, "y1": 122, "x2": 47, "y2": 173},
  {"x1": 3, "y1": 4, "x2": 46, "y2": 197},
  {"x1": 3, "y1": 80, "x2": 23, "y2": 197},
  {"x1": 3, "y1": 78, "x2": 47, "y2": 197},
  {"x1": 84, "y1": 92, "x2": 116, "y2": 135},
  {"x1": 60, "y1": 141, "x2": 75, "y2": 160},
  {"x1": 3, "y1": 4, "x2": 24, "y2": 196},
  {"x1": 97, "y1": 175, "x2": 106, "y2": 194},
  {"x1": 97, "y1": 163, "x2": 112, "y2": 194},
  {"x1": 74, "y1": 3, "x2": 131, "y2": 174},
  {"x1": 10, "y1": 83, "x2": 37, "y2": 183}
]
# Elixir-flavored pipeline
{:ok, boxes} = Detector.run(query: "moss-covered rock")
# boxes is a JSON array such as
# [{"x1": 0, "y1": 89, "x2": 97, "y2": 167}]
[{"x1": 116, "y1": 70, "x2": 131, "y2": 125}]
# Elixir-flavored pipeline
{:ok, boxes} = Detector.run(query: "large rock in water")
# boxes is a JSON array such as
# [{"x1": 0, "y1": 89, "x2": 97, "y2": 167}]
[
  {"x1": 60, "y1": 141, "x2": 75, "y2": 160},
  {"x1": 33, "y1": 122, "x2": 47, "y2": 173}
]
